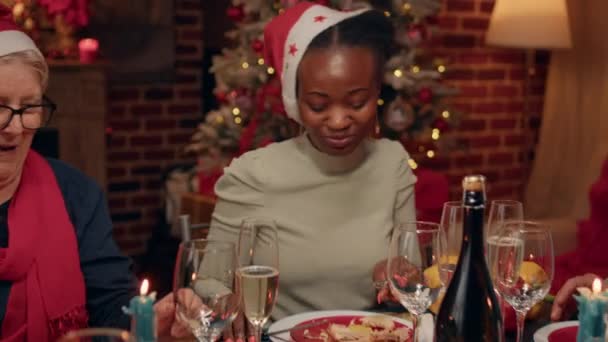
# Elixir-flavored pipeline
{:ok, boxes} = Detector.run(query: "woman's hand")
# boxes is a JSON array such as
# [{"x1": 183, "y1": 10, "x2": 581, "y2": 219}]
[
  {"x1": 223, "y1": 311, "x2": 255, "y2": 342},
  {"x1": 551, "y1": 273, "x2": 606, "y2": 321},
  {"x1": 155, "y1": 290, "x2": 204, "y2": 338}
]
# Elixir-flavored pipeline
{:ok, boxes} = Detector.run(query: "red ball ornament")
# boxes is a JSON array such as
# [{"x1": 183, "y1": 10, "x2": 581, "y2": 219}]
[
  {"x1": 226, "y1": 5, "x2": 245, "y2": 22},
  {"x1": 418, "y1": 87, "x2": 434, "y2": 104},
  {"x1": 251, "y1": 39, "x2": 264, "y2": 54},
  {"x1": 432, "y1": 118, "x2": 450, "y2": 132},
  {"x1": 215, "y1": 91, "x2": 228, "y2": 104}
]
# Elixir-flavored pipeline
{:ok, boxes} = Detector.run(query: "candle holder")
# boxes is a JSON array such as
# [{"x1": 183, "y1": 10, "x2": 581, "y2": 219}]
[
  {"x1": 122, "y1": 279, "x2": 157, "y2": 342},
  {"x1": 576, "y1": 278, "x2": 608, "y2": 342}
]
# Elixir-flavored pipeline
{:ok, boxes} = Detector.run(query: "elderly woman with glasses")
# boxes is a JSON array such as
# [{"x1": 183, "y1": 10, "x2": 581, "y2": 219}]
[{"x1": 0, "y1": 6, "x2": 141, "y2": 341}]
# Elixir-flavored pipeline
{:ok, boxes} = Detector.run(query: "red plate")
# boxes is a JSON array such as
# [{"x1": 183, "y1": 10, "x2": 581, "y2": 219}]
[
  {"x1": 548, "y1": 325, "x2": 577, "y2": 342},
  {"x1": 290, "y1": 315, "x2": 409, "y2": 342}
]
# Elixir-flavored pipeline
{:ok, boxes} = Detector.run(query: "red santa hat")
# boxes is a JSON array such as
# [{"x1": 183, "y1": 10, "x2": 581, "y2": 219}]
[
  {"x1": 0, "y1": 4, "x2": 41, "y2": 57},
  {"x1": 264, "y1": 2, "x2": 369, "y2": 123}
]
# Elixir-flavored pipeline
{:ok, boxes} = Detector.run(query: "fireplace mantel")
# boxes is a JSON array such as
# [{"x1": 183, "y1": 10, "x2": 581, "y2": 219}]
[{"x1": 46, "y1": 60, "x2": 107, "y2": 187}]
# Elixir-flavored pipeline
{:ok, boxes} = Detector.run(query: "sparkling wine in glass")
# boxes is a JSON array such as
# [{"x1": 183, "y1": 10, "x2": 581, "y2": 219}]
[
  {"x1": 492, "y1": 221, "x2": 554, "y2": 342},
  {"x1": 387, "y1": 221, "x2": 443, "y2": 342},
  {"x1": 173, "y1": 239, "x2": 240, "y2": 342},
  {"x1": 438, "y1": 201, "x2": 463, "y2": 288},
  {"x1": 237, "y1": 218, "x2": 279, "y2": 342},
  {"x1": 486, "y1": 200, "x2": 524, "y2": 250}
]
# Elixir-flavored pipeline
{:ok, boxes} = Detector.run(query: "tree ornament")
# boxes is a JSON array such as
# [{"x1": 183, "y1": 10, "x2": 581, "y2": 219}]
[
  {"x1": 251, "y1": 39, "x2": 264, "y2": 54},
  {"x1": 384, "y1": 96, "x2": 415, "y2": 132},
  {"x1": 432, "y1": 117, "x2": 449, "y2": 132},
  {"x1": 417, "y1": 87, "x2": 433, "y2": 104},
  {"x1": 226, "y1": 4, "x2": 245, "y2": 22}
]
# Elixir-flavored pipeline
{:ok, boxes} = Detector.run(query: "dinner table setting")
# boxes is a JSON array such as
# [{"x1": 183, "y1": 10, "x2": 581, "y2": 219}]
[{"x1": 58, "y1": 199, "x2": 608, "y2": 342}]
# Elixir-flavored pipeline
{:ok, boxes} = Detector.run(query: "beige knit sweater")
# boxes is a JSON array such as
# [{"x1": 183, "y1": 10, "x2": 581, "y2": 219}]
[{"x1": 208, "y1": 134, "x2": 416, "y2": 320}]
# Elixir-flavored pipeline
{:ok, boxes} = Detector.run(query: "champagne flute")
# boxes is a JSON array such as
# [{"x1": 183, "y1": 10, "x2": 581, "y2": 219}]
[
  {"x1": 486, "y1": 200, "x2": 524, "y2": 247},
  {"x1": 173, "y1": 239, "x2": 240, "y2": 342},
  {"x1": 58, "y1": 328, "x2": 134, "y2": 342},
  {"x1": 237, "y1": 218, "x2": 280, "y2": 342},
  {"x1": 438, "y1": 201, "x2": 463, "y2": 288},
  {"x1": 486, "y1": 200, "x2": 524, "y2": 324},
  {"x1": 492, "y1": 221, "x2": 554, "y2": 342},
  {"x1": 387, "y1": 221, "x2": 442, "y2": 342}
]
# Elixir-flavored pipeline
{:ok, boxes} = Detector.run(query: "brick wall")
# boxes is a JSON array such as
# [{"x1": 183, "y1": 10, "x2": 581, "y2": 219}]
[
  {"x1": 421, "y1": 0, "x2": 547, "y2": 200},
  {"x1": 106, "y1": 0, "x2": 202, "y2": 255},
  {"x1": 105, "y1": 0, "x2": 548, "y2": 255}
]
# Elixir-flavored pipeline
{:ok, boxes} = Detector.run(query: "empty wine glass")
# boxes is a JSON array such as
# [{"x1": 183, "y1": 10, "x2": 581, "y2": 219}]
[
  {"x1": 58, "y1": 328, "x2": 134, "y2": 342},
  {"x1": 237, "y1": 218, "x2": 280, "y2": 342},
  {"x1": 438, "y1": 201, "x2": 463, "y2": 288},
  {"x1": 173, "y1": 239, "x2": 240, "y2": 342},
  {"x1": 387, "y1": 221, "x2": 443, "y2": 342},
  {"x1": 492, "y1": 221, "x2": 554, "y2": 342}
]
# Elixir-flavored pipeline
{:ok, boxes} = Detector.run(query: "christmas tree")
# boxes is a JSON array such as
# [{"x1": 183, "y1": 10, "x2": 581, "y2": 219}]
[{"x1": 188, "y1": 0, "x2": 460, "y2": 174}]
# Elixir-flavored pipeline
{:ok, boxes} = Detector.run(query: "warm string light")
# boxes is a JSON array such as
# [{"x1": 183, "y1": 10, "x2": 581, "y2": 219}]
[
  {"x1": 437, "y1": 65, "x2": 446, "y2": 73},
  {"x1": 411, "y1": 65, "x2": 420, "y2": 73},
  {"x1": 432, "y1": 128, "x2": 440, "y2": 140},
  {"x1": 377, "y1": 99, "x2": 385, "y2": 106},
  {"x1": 267, "y1": 67, "x2": 275, "y2": 75},
  {"x1": 241, "y1": 62, "x2": 250, "y2": 69},
  {"x1": 426, "y1": 150, "x2": 435, "y2": 158},
  {"x1": 408, "y1": 158, "x2": 418, "y2": 170},
  {"x1": 442, "y1": 110, "x2": 450, "y2": 119},
  {"x1": 384, "y1": 11, "x2": 391, "y2": 17},
  {"x1": 257, "y1": 58, "x2": 265, "y2": 65},
  {"x1": 232, "y1": 107, "x2": 241, "y2": 116},
  {"x1": 234, "y1": 117, "x2": 243, "y2": 124},
  {"x1": 393, "y1": 69, "x2": 403, "y2": 78},
  {"x1": 402, "y1": 3, "x2": 412, "y2": 13}
]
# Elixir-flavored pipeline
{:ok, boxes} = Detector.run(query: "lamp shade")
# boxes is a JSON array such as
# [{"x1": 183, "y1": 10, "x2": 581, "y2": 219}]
[{"x1": 486, "y1": 0, "x2": 572, "y2": 49}]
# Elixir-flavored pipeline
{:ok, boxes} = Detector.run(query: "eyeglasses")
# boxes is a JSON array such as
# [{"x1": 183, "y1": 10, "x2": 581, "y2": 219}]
[{"x1": 0, "y1": 96, "x2": 56, "y2": 130}]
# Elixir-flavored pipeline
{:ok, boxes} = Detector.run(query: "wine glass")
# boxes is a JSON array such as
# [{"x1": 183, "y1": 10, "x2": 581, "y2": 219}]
[
  {"x1": 58, "y1": 328, "x2": 134, "y2": 342},
  {"x1": 237, "y1": 218, "x2": 280, "y2": 342},
  {"x1": 438, "y1": 201, "x2": 463, "y2": 288},
  {"x1": 387, "y1": 221, "x2": 443, "y2": 342},
  {"x1": 486, "y1": 200, "x2": 524, "y2": 322},
  {"x1": 173, "y1": 239, "x2": 240, "y2": 342},
  {"x1": 486, "y1": 200, "x2": 524, "y2": 246},
  {"x1": 491, "y1": 221, "x2": 554, "y2": 342}
]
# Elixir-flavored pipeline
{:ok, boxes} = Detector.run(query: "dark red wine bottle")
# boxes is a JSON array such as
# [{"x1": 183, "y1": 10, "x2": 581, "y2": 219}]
[{"x1": 435, "y1": 175, "x2": 503, "y2": 342}]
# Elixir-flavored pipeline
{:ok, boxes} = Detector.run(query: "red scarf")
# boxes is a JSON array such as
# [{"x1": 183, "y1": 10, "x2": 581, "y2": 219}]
[{"x1": 0, "y1": 151, "x2": 88, "y2": 341}]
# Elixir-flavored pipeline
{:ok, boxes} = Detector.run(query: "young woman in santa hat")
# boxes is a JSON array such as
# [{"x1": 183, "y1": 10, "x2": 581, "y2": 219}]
[{"x1": 206, "y1": 2, "x2": 417, "y2": 340}]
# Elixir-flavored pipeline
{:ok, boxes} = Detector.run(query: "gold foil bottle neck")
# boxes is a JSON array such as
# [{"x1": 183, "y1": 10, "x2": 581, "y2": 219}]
[{"x1": 462, "y1": 175, "x2": 486, "y2": 192}]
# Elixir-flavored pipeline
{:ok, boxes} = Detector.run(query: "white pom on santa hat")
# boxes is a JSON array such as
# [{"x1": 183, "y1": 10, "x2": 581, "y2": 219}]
[
  {"x1": 0, "y1": 4, "x2": 42, "y2": 57},
  {"x1": 263, "y1": 2, "x2": 369, "y2": 124}
]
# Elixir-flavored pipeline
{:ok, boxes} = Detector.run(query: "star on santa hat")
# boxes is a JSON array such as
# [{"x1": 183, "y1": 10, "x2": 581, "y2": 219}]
[
  {"x1": 314, "y1": 15, "x2": 327, "y2": 22},
  {"x1": 288, "y1": 43, "x2": 298, "y2": 56}
]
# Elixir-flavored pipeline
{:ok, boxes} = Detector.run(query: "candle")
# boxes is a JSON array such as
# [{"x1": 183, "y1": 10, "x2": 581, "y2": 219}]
[
  {"x1": 122, "y1": 279, "x2": 157, "y2": 342},
  {"x1": 575, "y1": 278, "x2": 608, "y2": 341},
  {"x1": 78, "y1": 38, "x2": 99, "y2": 64}
]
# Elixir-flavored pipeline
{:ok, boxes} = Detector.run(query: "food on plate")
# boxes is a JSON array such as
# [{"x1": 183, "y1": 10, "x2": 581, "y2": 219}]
[{"x1": 302, "y1": 315, "x2": 412, "y2": 342}]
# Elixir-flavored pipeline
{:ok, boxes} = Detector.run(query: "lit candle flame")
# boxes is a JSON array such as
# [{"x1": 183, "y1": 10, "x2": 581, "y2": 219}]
[
  {"x1": 593, "y1": 278, "x2": 602, "y2": 294},
  {"x1": 140, "y1": 279, "x2": 149, "y2": 296}
]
